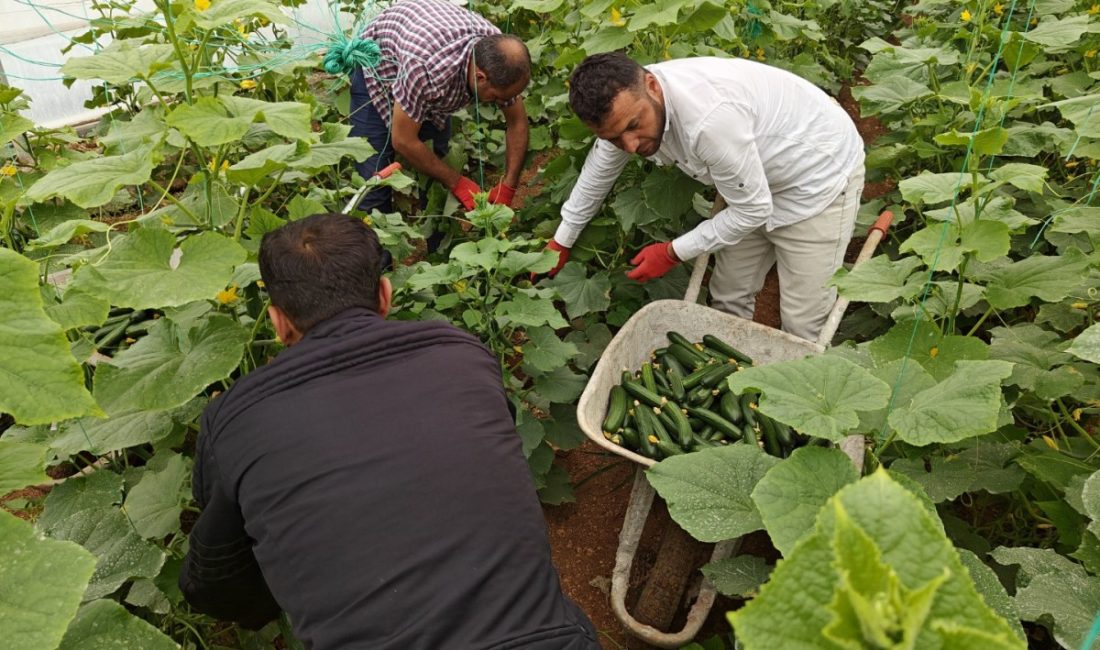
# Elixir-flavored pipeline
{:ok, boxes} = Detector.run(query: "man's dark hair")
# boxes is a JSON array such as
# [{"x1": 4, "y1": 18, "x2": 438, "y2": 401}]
[
  {"x1": 569, "y1": 52, "x2": 645, "y2": 126},
  {"x1": 473, "y1": 34, "x2": 531, "y2": 88},
  {"x1": 259, "y1": 213, "x2": 383, "y2": 332}
]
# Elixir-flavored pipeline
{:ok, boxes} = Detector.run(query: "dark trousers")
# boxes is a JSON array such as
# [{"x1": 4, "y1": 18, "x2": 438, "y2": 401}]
[{"x1": 348, "y1": 68, "x2": 452, "y2": 214}]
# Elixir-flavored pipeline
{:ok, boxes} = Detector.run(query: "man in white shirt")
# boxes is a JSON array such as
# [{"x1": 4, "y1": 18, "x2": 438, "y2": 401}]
[{"x1": 545, "y1": 53, "x2": 865, "y2": 342}]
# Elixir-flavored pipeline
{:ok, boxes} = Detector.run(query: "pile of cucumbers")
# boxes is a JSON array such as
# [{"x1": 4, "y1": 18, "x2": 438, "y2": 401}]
[{"x1": 601, "y1": 331, "x2": 803, "y2": 459}]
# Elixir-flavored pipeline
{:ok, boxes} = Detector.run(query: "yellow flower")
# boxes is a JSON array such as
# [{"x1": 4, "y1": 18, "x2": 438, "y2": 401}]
[
  {"x1": 1042, "y1": 435, "x2": 1059, "y2": 450},
  {"x1": 0, "y1": 163, "x2": 16, "y2": 177},
  {"x1": 1066, "y1": 159, "x2": 1079, "y2": 168},
  {"x1": 194, "y1": 0, "x2": 210, "y2": 11},
  {"x1": 1073, "y1": 408, "x2": 1083, "y2": 421},
  {"x1": 256, "y1": 280, "x2": 265, "y2": 289},
  {"x1": 1072, "y1": 301, "x2": 1089, "y2": 309},
  {"x1": 1090, "y1": 4, "x2": 1100, "y2": 15},
  {"x1": 965, "y1": 62, "x2": 978, "y2": 75},
  {"x1": 961, "y1": 9, "x2": 972, "y2": 22},
  {"x1": 1087, "y1": 49, "x2": 1098, "y2": 59},
  {"x1": 362, "y1": 215, "x2": 373, "y2": 226},
  {"x1": 220, "y1": 160, "x2": 230, "y2": 172},
  {"x1": 240, "y1": 79, "x2": 258, "y2": 90},
  {"x1": 755, "y1": 47, "x2": 765, "y2": 60},
  {"x1": 452, "y1": 279, "x2": 467, "y2": 294},
  {"x1": 929, "y1": 346, "x2": 939, "y2": 358},
  {"x1": 207, "y1": 158, "x2": 230, "y2": 173},
  {"x1": 216, "y1": 284, "x2": 240, "y2": 305},
  {"x1": 610, "y1": 7, "x2": 625, "y2": 27},
  {"x1": 993, "y1": 2, "x2": 1003, "y2": 15}
]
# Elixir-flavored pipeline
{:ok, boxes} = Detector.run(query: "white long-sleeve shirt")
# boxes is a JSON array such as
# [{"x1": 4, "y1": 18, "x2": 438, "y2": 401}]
[{"x1": 555, "y1": 57, "x2": 865, "y2": 261}]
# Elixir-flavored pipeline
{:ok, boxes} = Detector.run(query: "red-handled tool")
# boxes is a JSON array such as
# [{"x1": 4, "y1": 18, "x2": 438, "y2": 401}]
[{"x1": 342, "y1": 162, "x2": 403, "y2": 214}]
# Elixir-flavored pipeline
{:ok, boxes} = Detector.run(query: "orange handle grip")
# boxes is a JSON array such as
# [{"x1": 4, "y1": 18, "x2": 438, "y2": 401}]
[
  {"x1": 373, "y1": 162, "x2": 402, "y2": 179},
  {"x1": 868, "y1": 210, "x2": 894, "y2": 237}
]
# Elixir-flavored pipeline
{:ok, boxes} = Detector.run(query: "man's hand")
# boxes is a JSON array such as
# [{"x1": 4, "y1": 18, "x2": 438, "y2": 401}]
[
  {"x1": 451, "y1": 176, "x2": 481, "y2": 211},
  {"x1": 626, "y1": 242, "x2": 679, "y2": 282},
  {"x1": 488, "y1": 182, "x2": 516, "y2": 207}
]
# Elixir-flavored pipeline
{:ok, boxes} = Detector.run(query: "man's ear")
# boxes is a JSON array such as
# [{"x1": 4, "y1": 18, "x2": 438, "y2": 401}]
[
  {"x1": 644, "y1": 72, "x2": 662, "y2": 102},
  {"x1": 377, "y1": 277, "x2": 393, "y2": 318},
  {"x1": 268, "y1": 305, "x2": 303, "y2": 346}
]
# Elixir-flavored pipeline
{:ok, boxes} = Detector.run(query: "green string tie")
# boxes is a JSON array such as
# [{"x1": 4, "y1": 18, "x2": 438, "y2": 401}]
[{"x1": 323, "y1": 37, "x2": 382, "y2": 76}]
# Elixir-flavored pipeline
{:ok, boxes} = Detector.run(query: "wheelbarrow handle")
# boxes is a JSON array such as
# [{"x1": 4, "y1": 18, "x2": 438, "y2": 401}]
[{"x1": 868, "y1": 210, "x2": 894, "y2": 237}]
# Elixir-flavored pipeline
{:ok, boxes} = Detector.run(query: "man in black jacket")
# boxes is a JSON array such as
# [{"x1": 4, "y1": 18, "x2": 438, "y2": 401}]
[{"x1": 179, "y1": 214, "x2": 598, "y2": 649}]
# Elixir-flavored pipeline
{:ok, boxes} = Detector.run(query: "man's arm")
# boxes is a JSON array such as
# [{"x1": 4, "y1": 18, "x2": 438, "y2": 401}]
[
  {"x1": 499, "y1": 99, "x2": 529, "y2": 189},
  {"x1": 671, "y1": 102, "x2": 773, "y2": 262},
  {"x1": 553, "y1": 138, "x2": 631, "y2": 247},
  {"x1": 179, "y1": 416, "x2": 281, "y2": 629},
  {"x1": 391, "y1": 103, "x2": 463, "y2": 191}
]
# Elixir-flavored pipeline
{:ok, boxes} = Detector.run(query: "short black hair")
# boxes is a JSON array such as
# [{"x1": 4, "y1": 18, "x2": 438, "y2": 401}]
[
  {"x1": 259, "y1": 213, "x2": 383, "y2": 333},
  {"x1": 473, "y1": 34, "x2": 531, "y2": 88},
  {"x1": 569, "y1": 52, "x2": 645, "y2": 126}
]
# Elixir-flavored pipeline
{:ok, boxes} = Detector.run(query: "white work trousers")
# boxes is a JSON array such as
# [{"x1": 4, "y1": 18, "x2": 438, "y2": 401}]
[{"x1": 708, "y1": 167, "x2": 865, "y2": 343}]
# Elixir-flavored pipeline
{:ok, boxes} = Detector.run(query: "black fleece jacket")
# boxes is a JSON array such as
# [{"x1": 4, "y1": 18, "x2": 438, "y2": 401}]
[{"x1": 179, "y1": 308, "x2": 597, "y2": 650}]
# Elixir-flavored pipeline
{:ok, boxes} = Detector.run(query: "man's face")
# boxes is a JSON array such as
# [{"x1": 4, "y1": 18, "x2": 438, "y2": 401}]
[
  {"x1": 591, "y1": 75, "x2": 666, "y2": 157},
  {"x1": 476, "y1": 75, "x2": 529, "y2": 108}
]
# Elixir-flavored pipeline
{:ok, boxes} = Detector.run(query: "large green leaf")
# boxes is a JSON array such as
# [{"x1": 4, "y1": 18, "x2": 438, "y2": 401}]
[
  {"x1": 856, "y1": 358, "x2": 937, "y2": 436},
  {"x1": 648, "y1": 445, "x2": 780, "y2": 542},
  {"x1": 727, "y1": 356, "x2": 891, "y2": 442},
  {"x1": 0, "y1": 511, "x2": 96, "y2": 650},
  {"x1": 1047, "y1": 94, "x2": 1100, "y2": 138},
  {"x1": 27, "y1": 219, "x2": 112, "y2": 250},
  {"x1": 37, "y1": 472, "x2": 165, "y2": 601},
  {"x1": 0, "y1": 441, "x2": 49, "y2": 494},
  {"x1": 993, "y1": 546, "x2": 1100, "y2": 649},
  {"x1": 121, "y1": 453, "x2": 190, "y2": 539},
  {"x1": 510, "y1": 0, "x2": 564, "y2": 10},
  {"x1": 221, "y1": 96, "x2": 312, "y2": 142},
  {"x1": 165, "y1": 97, "x2": 252, "y2": 147},
  {"x1": 957, "y1": 549, "x2": 1025, "y2": 642},
  {"x1": 751, "y1": 447, "x2": 859, "y2": 556},
  {"x1": 900, "y1": 219, "x2": 1010, "y2": 272},
  {"x1": 26, "y1": 148, "x2": 155, "y2": 209},
  {"x1": 51, "y1": 409, "x2": 177, "y2": 456},
  {"x1": 898, "y1": 171, "x2": 985, "y2": 205},
  {"x1": 0, "y1": 249, "x2": 102, "y2": 425},
  {"x1": 93, "y1": 316, "x2": 249, "y2": 414},
  {"x1": 44, "y1": 290, "x2": 110, "y2": 331},
  {"x1": 521, "y1": 326, "x2": 578, "y2": 375},
  {"x1": 61, "y1": 42, "x2": 176, "y2": 84},
  {"x1": 547, "y1": 262, "x2": 612, "y2": 319},
  {"x1": 972, "y1": 248, "x2": 1091, "y2": 309},
  {"x1": 530, "y1": 366, "x2": 586, "y2": 403},
  {"x1": 730, "y1": 470, "x2": 1025, "y2": 650},
  {"x1": 189, "y1": 0, "x2": 288, "y2": 29},
  {"x1": 829, "y1": 254, "x2": 925, "y2": 303},
  {"x1": 581, "y1": 26, "x2": 635, "y2": 54},
  {"x1": 58, "y1": 599, "x2": 178, "y2": 649},
  {"x1": 495, "y1": 293, "x2": 568, "y2": 329},
  {"x1": 0, "y1": 113, "x2": 34, "y2": 146},
  {"x1": 1022, "y1": 14, "x2": 1092, "y2": 48},
  {"x1": 628, "y1": 0, "x2": 685, "y2": 30},
  {"x1": 851, "y1": 76, "x2": 933, "y2": 115},
  {"x1": 890, "y1": 443, "x2": 1025, "y2": 503},
  {"x1": 868, "y1": 320, "x2": 990, "y2": 381},
  {"x1": 611, "y1": 187, "x2": 663, "y2": 231},
  {"x1": 700, "y1": 555, "x2": 772, "y2": 598},
  {"x1": 933, "y1": 127, "x2": 1009, "y2": 156},
  {"x1": 988, "y1": 163, "x2": 1048, "y2": 194},
  {"x1": 888, "y1": 361, "x2": 1014, "y2": 446},
  {"x1": 70, "y1": 228, "x2": 247, "y2": 310},
  {"x1": 1068, "y1": 323, "x2": 1100, "y2": 365}
]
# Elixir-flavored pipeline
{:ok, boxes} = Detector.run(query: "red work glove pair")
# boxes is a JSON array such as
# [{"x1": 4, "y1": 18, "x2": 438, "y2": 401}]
[
  {"x1": 536, "y1": 240, "x2": 677, "y2": 282},
  {"x1": 451, "y1": 177, "x2": 516, "y2": 211}
]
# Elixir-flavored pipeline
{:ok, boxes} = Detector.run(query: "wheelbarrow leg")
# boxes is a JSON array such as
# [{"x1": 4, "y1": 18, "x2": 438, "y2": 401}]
[{"x1": 610, "y1": 468, "x2": 738, "y2": 649}]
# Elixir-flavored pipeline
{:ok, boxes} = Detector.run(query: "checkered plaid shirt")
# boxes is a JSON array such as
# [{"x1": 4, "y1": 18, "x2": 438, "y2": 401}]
[{"x1": 360, "y1": 0, "x2": 500, "y2": 129}]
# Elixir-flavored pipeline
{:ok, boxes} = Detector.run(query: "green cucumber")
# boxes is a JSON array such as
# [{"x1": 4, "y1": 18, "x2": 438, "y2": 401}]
[
  {"x1": 701, "y1": 363, "x2": 738, "y2": 388},
  {"x1": 641, "y1": 362, "x2": 658, "y2": 393},
  {"x1": 602, "y1": 385, "x2": 628, "y2": 434},
  {"x1": 669, "y1": 342, "x2": 708, "y2": 369},
  {"x1": 686, "y1": 406, "x2": 741, "y2": 439},
  {"x1": 702, "y1": 335, "x2": 754, "y2": 365},
  {"x1": 635, "y1": 407, "x2": 659, "y2": 458},
  {"x1": 621, "y1": 426, "x2": 640, "y2": 449},
  {"x1": 758, "y1": 415, "x2": 783, "y2": 457},
  {"x1": 623, "y1": 380, "x2": 666, "y2": 408},
  {"x1": 662, "y1": 401, "x2": 693, "y2": 447},
  {"x1": 719, "y1": 391, "x2": 744, "y2": 425}
]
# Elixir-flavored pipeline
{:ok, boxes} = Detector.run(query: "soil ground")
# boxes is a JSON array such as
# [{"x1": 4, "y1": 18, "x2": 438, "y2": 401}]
[{"x1": 541, "y1": 83, "x2": 888, "y2": 649}]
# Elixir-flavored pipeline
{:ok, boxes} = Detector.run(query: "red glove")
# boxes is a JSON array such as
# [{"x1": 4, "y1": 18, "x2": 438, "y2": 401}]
[
  {"x1": 488, "y1": 182, "x2": 516, "y2": 207},
  {"x1": 546, "y1": 240, "x2": 570, "y2": 277},
  {"x1": 451, "y1": 176, "x2": 481, "y2": 211},
  {"x1": 627, "y1": 242, "x2": 679, "y2": 282}
]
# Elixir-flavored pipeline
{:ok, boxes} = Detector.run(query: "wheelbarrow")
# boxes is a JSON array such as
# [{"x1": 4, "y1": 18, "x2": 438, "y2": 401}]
[{"x1": 575, "y1": 196, "x2": 893, "y2": 648}]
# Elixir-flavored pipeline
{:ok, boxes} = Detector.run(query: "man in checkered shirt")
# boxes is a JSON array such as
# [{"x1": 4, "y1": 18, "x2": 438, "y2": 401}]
[{"x1": 350, "y1": 0, "x2": 530, "y2": 217}]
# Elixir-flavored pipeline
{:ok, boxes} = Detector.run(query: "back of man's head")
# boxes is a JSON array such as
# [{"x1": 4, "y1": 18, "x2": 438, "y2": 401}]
[
  {"x1": 568, "y1": 52, "x2": 645, "y2": 126},
  {"x1": 259, "y1": 213, "x2": 383, "y2": 333},
  {"x1": 474, "y1": 34, "x2": 531, "y2": 89}
]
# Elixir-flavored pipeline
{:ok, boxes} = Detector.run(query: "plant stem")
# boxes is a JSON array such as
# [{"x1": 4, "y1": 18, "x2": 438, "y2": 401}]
[
  {"x1": 1058, "y1": 399, "x2": 1100, "y2": 449},
  {"x1": 0, "y1": 203, "x2": 15, "y2": 250},
  {"x1": 232, "y1": 185, "x2": 252, "y2": 241},
  {"x1": 965, "y1": 306, "x2": 995, "y2": 336},
  {"x1": 145, "y1": 178, "x2": 201, "y2": 223},
  {"x1": 159, "y1": 0, "x2": 193, "y2": 103}
]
